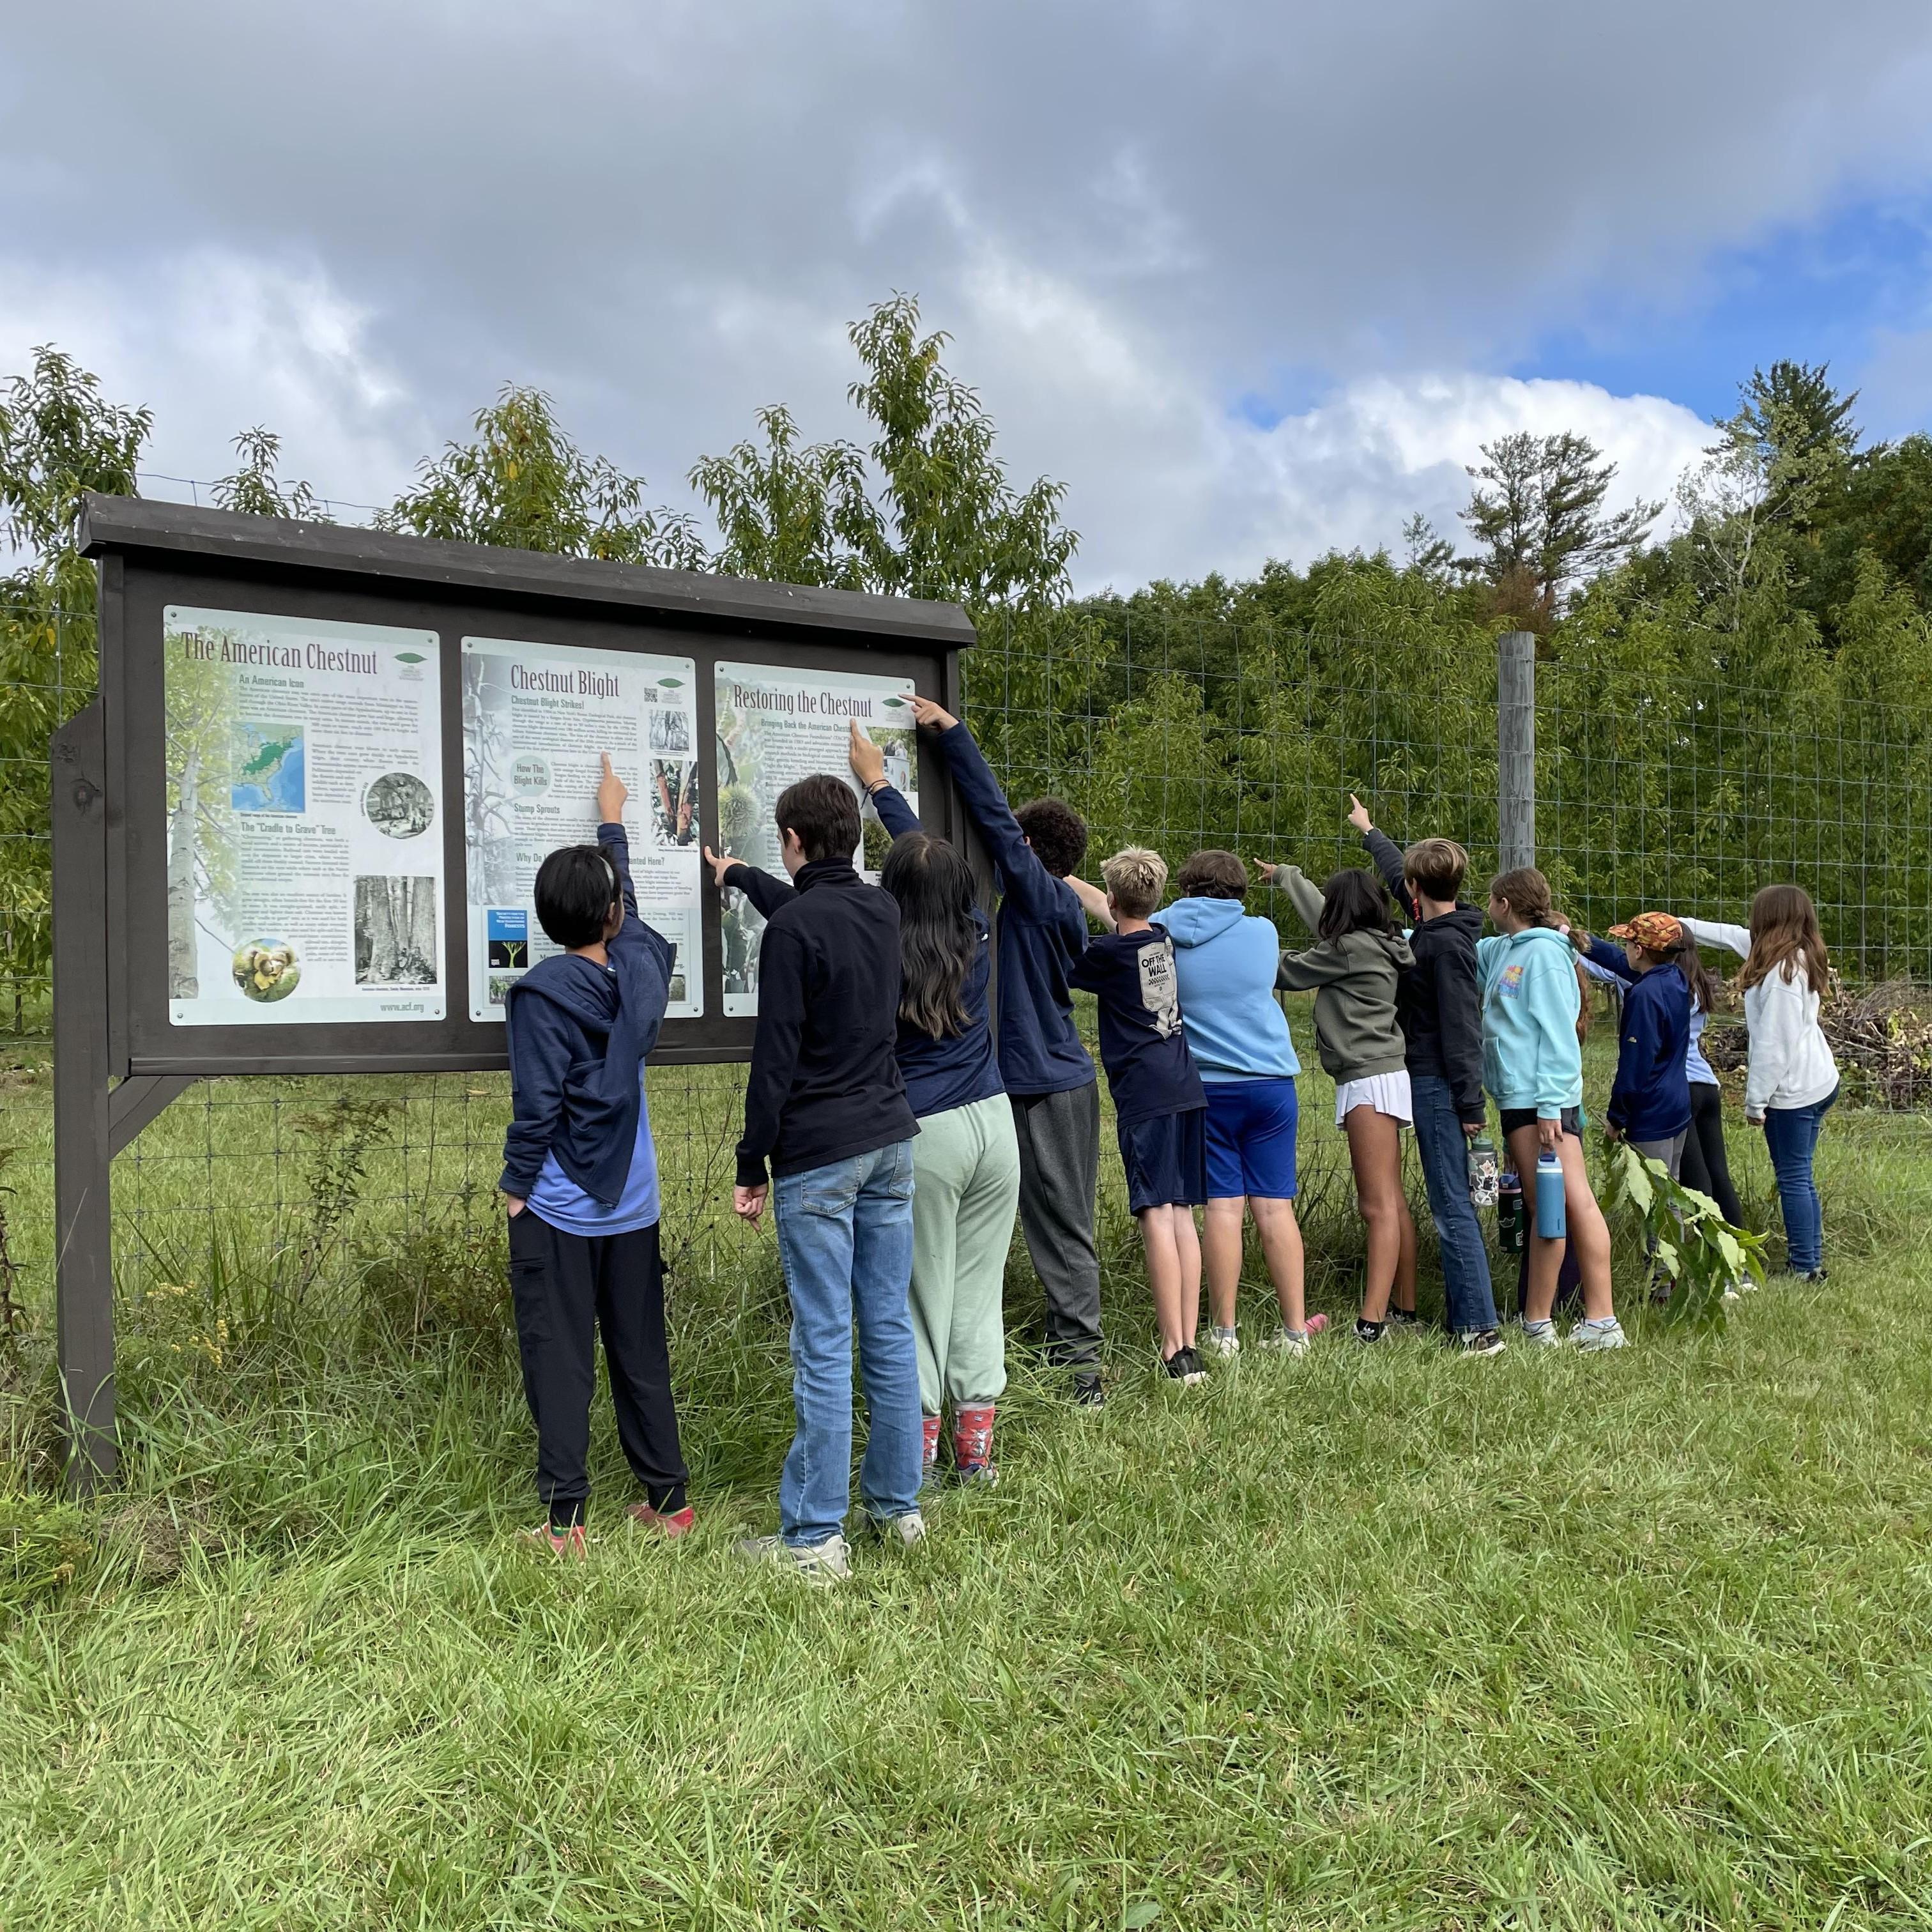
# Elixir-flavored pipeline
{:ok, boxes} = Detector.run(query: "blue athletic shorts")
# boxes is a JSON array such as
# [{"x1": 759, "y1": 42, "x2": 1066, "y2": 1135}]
[
  {"x1": 1117, "y1": 1108, "x2": 1208, "y2": 1215},
  {"x1": 1202, "y1": 1077, "x2": 1300, "y2": 1200}
]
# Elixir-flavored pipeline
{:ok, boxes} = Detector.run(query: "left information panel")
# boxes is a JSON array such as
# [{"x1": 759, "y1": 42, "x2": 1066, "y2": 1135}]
[
  {"x1": 164, "y1": 606, "x2": 447, "y2": 1027},
  {"x1": 461, "y1": 637, "x2": 704, "y2": 1023}
]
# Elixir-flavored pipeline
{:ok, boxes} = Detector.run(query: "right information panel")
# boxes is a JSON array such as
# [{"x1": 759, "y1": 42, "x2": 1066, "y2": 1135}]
[
  {"x1": 463, "y1": 636, "x2": 704, "y2": 1022},
  {"x1": 714, "y1": 661, "x2": 917, "y2": 1016}
]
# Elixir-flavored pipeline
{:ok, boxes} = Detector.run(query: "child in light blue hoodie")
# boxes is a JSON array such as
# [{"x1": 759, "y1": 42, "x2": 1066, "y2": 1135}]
[
  {"x1": 1478, "y1": 867, "x2": 1626, "y2": 1352},
  {"x1": 1164, "y1": 850, "x2": 1322, "y2": 1356}
]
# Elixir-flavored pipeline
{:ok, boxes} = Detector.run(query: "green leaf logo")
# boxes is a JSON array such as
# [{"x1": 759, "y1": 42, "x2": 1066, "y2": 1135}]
[
  {"x1": 659, "y1": 677, "x2": 684, "y2": 688},
  {"x1": 395, "y1": 652, "x2": 425, "y2": 664}
]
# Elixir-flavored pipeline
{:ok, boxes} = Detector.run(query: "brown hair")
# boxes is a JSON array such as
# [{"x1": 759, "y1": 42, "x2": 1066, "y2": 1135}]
[
  {"x1": 1013, "y1": 797, "x2": 1087, "y2": 878},
  {"x1": 1669, "y1": 934, "x2": 1722, "y2": 1016},
  {"x1": 1102, "y1": 846, "x2": 1167, "y2": 919},
  {"x1": 1742, "y1": 884, "x2": 1829, "y2": 997},
  {"x1": 1174, "y1": 848, "x2": 1248, "y2": 901},
  {"x1": 1404, "y1": 836, "x2": 1468, "y2": 902},
  {"x1": 1487, "y1": 866, "x2": 1559, "y2": 928}
]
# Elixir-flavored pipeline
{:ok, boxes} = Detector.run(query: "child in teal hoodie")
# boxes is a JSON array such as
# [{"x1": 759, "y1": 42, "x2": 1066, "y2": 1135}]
[{"x1": 1478, "y1": 867, "x2": 1627, "y2": 1352}]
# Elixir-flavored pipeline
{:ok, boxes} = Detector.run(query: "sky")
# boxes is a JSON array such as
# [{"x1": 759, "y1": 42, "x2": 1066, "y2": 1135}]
[{"x1": 6, "y1": 1, "x2": 1932, "y2": 592}]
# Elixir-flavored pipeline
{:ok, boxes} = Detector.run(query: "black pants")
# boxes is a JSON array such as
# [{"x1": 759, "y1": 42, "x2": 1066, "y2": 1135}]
[
  {"x1": 1677, "y1": 1081, "x2": 1744, "y2": 1225},
  {"x1": 507, "y1": 1212, "x2": 687, "y2": 1527}
]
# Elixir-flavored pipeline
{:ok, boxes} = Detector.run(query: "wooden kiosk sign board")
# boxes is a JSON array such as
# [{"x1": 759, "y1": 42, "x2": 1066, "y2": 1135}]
[{"x1": 54, "y1": 494, "x2": 976, "y2": 1485}]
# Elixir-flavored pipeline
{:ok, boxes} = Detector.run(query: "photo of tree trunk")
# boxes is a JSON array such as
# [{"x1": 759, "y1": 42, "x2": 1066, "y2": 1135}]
[{"x1": 353, "y1": 876, "x2": 439, "y2": 986}]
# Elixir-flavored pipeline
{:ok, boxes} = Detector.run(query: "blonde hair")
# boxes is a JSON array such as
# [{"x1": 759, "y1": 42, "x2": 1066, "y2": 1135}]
[{"x1": 1102, "y1": 845, "x2": 1167, "y2": 919}]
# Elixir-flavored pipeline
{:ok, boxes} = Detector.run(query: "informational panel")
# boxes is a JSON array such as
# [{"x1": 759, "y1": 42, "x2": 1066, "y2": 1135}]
[
  {"x1": 461, "y1": 636, "x2": 703, "y2": 1022},
  {"x1": 714, "y1": 660, "x2": 917, "y2": 1015},
  {"x1": 162, "y1": 604, "x2": 447, "y2": 1026}
]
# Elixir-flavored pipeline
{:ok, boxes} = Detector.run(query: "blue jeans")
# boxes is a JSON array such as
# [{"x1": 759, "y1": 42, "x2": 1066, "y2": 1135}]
[
  {"x1": 1410, "y1": 1073, "x2": 1499, "y2": 1333},
  {"x1": 1763, "y1": 1085, "x2": 1838, "y2": 1274},
  {"x1": 772, "y1": 1140, "x2": 922, "y2": 1545}
]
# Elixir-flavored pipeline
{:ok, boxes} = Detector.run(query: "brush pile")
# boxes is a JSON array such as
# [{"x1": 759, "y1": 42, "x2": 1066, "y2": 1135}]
[{"x1": 1701, "y1": 974, "x2": 1932, "y2": 1110}]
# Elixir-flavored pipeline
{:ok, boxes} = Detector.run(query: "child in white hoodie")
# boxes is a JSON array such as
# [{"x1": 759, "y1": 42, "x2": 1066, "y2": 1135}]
[{"x1": 1680, "y1": 885, "x2": 1839, "y2": 1281}]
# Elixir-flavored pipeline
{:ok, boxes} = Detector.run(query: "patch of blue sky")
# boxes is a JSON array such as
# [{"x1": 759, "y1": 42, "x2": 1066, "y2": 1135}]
[{"x1": 1516, "y1": 193, "x2": 1932, "y2": 425}]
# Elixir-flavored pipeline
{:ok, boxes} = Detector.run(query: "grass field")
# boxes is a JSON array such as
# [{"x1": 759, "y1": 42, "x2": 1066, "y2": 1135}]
[{"x1": 3, "y1": 1007, "x2": 1932, "y2": 1928}]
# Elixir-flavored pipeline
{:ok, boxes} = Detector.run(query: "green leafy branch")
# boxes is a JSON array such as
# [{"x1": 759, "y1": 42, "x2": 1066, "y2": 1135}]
[{"x1": 1603, "y1": 1137, "x2": 1768, "y2": 1326}]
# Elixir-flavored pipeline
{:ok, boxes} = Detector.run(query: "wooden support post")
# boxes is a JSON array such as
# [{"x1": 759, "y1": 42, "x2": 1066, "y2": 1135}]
[
  {"x1": 51, "y1": 701, "x2": 117, "y2": 1491},
  {"x1": 1498, "y1": 630, "x2": 1537, "y2": 874}
]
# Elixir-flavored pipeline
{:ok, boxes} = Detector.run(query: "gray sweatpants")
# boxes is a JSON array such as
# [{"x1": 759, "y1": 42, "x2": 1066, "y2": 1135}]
[
  {"x1": 1633, "y1": 1131, "x2": 1687, "y2": 1267},
  {"x1": 1009, "y1": 1082, "x2": 1103, "y2": 1370}
]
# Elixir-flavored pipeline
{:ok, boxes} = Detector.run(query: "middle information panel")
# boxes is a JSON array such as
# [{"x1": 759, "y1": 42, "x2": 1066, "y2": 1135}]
[
  {"x1": 715, "y1": 659, "x2": 918, "y2": 1016},
  {"x1": 463, "y1": 635, "x2": 704, "y2": 1022}
]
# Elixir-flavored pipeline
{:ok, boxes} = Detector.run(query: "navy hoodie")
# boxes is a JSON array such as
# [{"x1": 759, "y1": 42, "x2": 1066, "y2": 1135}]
[
  {"x1": 931, "y1": 721, "x2": 1095, "y2": 1098},
  {"x1": 500, "y1": 824, "x2": 673, "y2": 1207},
  {"x1": 1583, "y1": 939, "x2": 1692, "y2": 1140}
]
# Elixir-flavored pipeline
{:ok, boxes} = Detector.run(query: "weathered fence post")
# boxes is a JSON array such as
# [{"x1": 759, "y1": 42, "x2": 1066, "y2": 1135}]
[{"x1": 1498, "y1": 629, "x2": 1536, "y2": 873}]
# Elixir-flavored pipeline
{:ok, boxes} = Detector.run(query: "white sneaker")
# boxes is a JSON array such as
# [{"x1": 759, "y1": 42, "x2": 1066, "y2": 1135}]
[
  {"x1": 869, "y1": 1510, "x2": 928, "y2": 1549},
  {"x1": 1521, "y1": 1319, "x2": 1560, "y2": 1348},
  {"x1": 1202, "y1": 1326, "x2": 1241, "y2": 1360},
  {"x1": 737, "y1": 1531, "x2": 852, "y2": 1585},
  {"x1": 1258, "y1": 1326, "x2": 1311, "y2": 1356},
  {"x1": 1569, "y1": 1316, "x2": 1628, "y2": 1353}
]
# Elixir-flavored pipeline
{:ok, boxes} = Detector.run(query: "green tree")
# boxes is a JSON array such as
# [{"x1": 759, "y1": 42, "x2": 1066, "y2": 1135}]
[
  {"x1": 1459, "y1": 431, "x2": 1659, "y2": 624},
  {"x1": 689, "y1": 404, "x2": 875, "y2": 588},
  {"x1": 385, "y1": 385, "x2": 707, "y2": 568},
  {"x1": 691, "y1": 295, "x2": 1078, "y2": 615},
  {"x1": 0, "y1": 348, "x2": 151, "y2": 1027},
  {"x1": 213, "y1": 427, "x2": 330, "y2": 522}
]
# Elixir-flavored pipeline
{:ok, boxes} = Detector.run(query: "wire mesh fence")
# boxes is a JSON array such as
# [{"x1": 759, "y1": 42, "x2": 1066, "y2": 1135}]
[{"x1": 2, "y1": 593, "x2": 1929, "y2": 1386}]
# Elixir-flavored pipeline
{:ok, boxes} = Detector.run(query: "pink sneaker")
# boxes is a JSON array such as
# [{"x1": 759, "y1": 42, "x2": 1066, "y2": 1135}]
[
  {"x1": 951, "y1": 1404, "x2": 997, "y2": 1485},
  {"x1": 524, "y1": 1522, "x2": 588, "y2": 1560},
  {"x1": 1305, "y1": 1313, "x2": 1331, "y2": 1334},
  {"x1": 627, "y1": 1503, "x2": 696, "y2": 1539}
]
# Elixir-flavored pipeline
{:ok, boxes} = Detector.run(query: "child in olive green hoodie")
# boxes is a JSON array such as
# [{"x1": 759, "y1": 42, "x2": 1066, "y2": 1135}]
[{"x1": 1263, "y1": 861, "x2": 1418, "y2": 1342}]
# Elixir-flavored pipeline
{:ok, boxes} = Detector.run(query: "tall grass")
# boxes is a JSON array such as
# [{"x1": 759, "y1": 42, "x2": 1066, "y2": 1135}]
[{"x1": 2, "y1": 1010, "x2": 1931, "y2": 1926}]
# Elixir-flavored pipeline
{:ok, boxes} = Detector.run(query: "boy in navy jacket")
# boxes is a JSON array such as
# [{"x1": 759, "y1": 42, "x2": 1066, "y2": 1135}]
[
  {"x1": 908, "y1": 695, "x2": 1105, "y2": 1406},
  {"x1": 501, "y1": 755, "x2": 688, "y2": 1556},
  {"x1": 1068, "y1": 847, "x2": 1210, "y2": 1384}
]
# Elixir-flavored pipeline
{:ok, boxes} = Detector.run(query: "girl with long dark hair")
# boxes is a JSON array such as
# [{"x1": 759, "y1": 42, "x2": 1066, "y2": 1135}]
[
  {"x1": 1679, "y1": 886, "x2": 1839, "y2": 1280},
  {"x1": 1262, "y1": 859, "x2": 1418, "y2": 1343}
]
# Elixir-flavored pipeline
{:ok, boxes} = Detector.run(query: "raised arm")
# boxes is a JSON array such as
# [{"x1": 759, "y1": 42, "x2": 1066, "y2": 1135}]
[
  {"x1": 1680, "y1": 916, "x2": 1751, "y2": 961},
  {"x1": 1275, "y1": 940, "x2": 1355, "y2": 991},
  {"x1": 849, "y1": 722, "x2": 923, "y2": 840},
  {"x1": 1579, "y1": 934, "x2": 1639, "y2": 985},
  {"x1": 917, "y1": 707, "x2": 1065, "y2": 919},
  {"x1": 1064, "y1": 875, "x2": 1116, "y2": 931},
  {"x1": 1262, "y1": 862, "x2": 1327, "y2": 935}
]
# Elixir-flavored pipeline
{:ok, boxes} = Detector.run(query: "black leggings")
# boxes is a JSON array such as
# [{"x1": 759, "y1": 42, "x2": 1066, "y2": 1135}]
[{"x1": 1677, "y1": 1082, "x2": 1743, "y2": 1225}]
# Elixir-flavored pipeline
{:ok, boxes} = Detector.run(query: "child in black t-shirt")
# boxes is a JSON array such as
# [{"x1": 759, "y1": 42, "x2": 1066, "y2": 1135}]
[{"x1": 1068, "y1": 847, "x2": 1209, "y2": 1384}]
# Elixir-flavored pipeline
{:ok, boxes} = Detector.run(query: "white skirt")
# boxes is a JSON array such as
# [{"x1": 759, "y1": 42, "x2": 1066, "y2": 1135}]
[{"x1": 1334, "y1": 1070, "x2": 1413, "y2": 1128}]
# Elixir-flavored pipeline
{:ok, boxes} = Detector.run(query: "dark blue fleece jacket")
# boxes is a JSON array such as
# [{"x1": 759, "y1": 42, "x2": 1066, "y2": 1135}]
[
  {"x1": 500, "y1": 824, "x2": 673, "y2": 1207},
  {"x1": 931, "y1": 721, "x2": 1094, "y2": 1098},
  {"x1": 1584, "y1": 939, "x2": 1692, "y2": 1141}
]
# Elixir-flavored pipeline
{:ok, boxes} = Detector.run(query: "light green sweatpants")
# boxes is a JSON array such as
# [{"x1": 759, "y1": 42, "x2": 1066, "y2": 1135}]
[{"x1": 910, "y1": 1092, "x2": 1022, "y2": 1413}]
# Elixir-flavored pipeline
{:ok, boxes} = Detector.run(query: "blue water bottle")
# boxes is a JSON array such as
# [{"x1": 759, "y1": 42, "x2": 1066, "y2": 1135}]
[{"x1": 1534, "y1": 1151, "x2": 1567, "y2": 1239}]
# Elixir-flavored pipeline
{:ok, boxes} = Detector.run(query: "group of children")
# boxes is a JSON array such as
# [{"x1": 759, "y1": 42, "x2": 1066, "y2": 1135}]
[{"x1": 498, "y1": 722, "x2": 1841, "y2": 1577}]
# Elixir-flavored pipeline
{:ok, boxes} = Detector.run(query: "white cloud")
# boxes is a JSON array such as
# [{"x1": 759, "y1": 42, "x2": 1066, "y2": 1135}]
[{"x1": 0, "y1": 250, "x2": 426, "y2": 515}]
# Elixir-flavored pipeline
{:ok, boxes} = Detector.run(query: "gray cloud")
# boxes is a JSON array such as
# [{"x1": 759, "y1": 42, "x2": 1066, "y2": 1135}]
[{"x1": 4, "y1": 0, "x2": 1932, "y2": 585}]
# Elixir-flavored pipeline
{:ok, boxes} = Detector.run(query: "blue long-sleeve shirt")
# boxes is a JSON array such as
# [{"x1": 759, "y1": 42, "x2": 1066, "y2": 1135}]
[
  {"x1": 1583, "y1": 939, "x2": 1692, "y2": 1140},
  {"x1": 501, "y1": 823, "x2": 673, "y2": 1209},
  {"x1": 930, "y1": 721, "x2": 1095, "y2": 1098}
]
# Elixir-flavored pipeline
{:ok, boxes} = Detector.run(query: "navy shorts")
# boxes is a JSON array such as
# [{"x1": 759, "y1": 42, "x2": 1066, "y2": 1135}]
[
  {"x1": 1203, "y1": 1077, "x2": 1299, "y2": 1200},
  {"x1": 1118, "y1": 1108, "x2": 1208, "y2": 1215}
]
